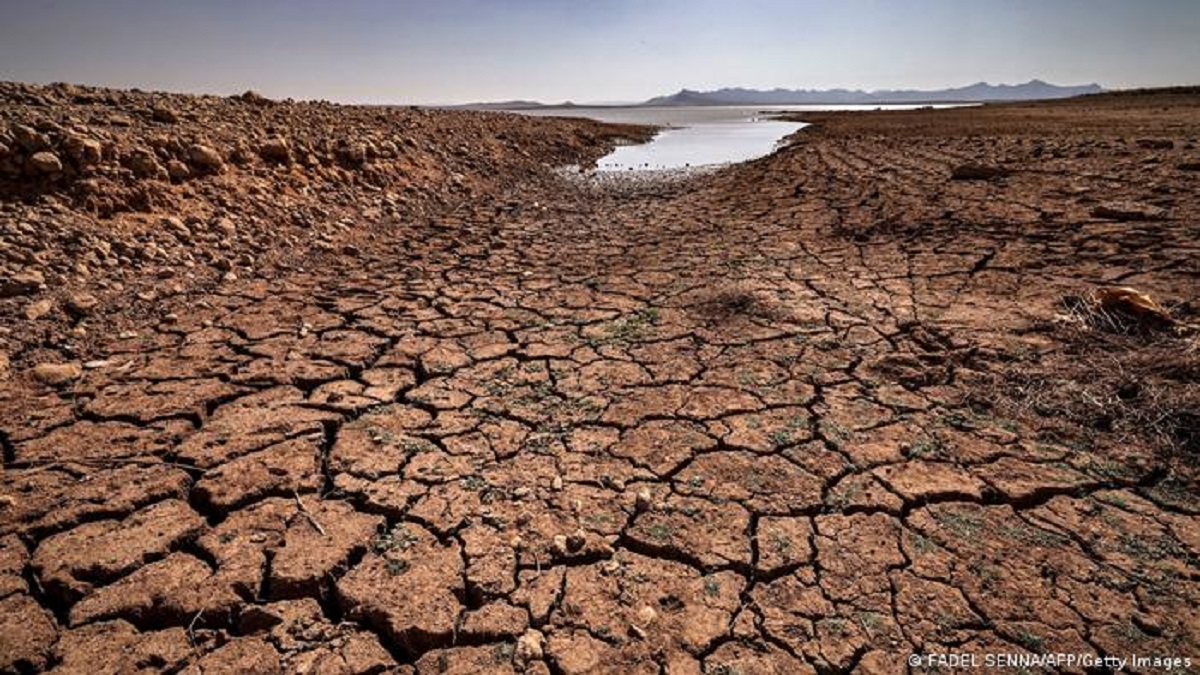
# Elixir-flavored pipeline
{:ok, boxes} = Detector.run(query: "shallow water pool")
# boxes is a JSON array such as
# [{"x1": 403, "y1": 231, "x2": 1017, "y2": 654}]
[{"x1": 595, "y1": 117, "x2": 804, "y2": 171}]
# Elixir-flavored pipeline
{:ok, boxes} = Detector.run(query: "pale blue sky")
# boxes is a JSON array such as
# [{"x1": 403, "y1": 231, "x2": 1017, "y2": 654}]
[{"x1": 1, "y1": 0, "x2": 1197, "y2": 104}]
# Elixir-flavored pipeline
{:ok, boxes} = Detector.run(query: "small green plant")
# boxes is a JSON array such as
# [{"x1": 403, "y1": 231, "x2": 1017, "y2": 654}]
[
  {"x1": 857, "y1": 611, "x2": 884, "y2": 630},
  {"x1": 771, "y1": 533, "x2": 792, "y2": 555},
  {"x1": 704, "y1": 577, "x2": 721, "y2": 597},
  {"x1": 1014, "y1": 629, "x2": 1044, "y2": 653},
  {"x1": 372, "y1": 525, "x2": 420, "y2": 554},
  {"x1": 908, "y1": 435, "x2": 948, "y2": 459},
  {"x1": 461, "y1": 474, "x2": 488, "y2": 491},
  {"x1": 492, "y1": 642, "x2": 515, "y2": 663},
  {"x1": 768, "y1": 429, "x2": 792, "y2": 448},
  {"x1": 909, "y1": 534, "x2": 937, "y2": 555},
  {"x1": 647, "y1": 522, "x2": 674, "y2": 541}
]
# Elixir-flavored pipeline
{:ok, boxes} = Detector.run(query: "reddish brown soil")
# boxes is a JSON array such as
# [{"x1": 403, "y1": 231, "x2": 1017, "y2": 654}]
[{"x1": 1, "y1": 85, "x2": 1198, "y2": 673}]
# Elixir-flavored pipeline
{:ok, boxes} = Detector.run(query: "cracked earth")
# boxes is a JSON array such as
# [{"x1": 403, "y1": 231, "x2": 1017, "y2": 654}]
[{"x1": 1, "y1": 88, "x2": 1198, "y2": 674}]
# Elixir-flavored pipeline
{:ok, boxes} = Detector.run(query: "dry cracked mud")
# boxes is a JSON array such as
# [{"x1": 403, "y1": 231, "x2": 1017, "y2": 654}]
[{"x1": 1, "y1": 85, "x2": 1198, "y2": 673}]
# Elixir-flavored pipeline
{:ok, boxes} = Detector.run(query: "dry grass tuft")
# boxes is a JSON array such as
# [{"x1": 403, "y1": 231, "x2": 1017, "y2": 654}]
[{"x1": 695, "y1": 287, "x2": 787, "y2": 322}]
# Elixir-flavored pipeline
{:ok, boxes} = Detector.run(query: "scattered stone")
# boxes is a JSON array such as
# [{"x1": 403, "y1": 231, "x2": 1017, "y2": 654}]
[
  {"x1": 0, "y1": 269, "x2": 45, "y2": 297},
  {"x1": 259, "y1": 137, "x2": 292, "y2": 164},
  {"x1": 166, "y1": 159, "x2": 190, "y2": 179},
  {"x1": 23, "y1": 298, "x2": 54, "y2": 320},
  {"x1": 566, "y1": 529, "x2": 586, "y2": 552},
  {"x1": 635, "y1": 488, "x2": 653, "y2": 513},
  {"x1": 1090, "y1": 201, "x2": 1168, "y2": 221},
  {"x1": 151, "y1": 106, "x2": 179, "y2": 123},
  {"x1": 11, "y1": 124, "x2": 49, "y2": 152},
  {"x1": 950, "y1": 162, "x2": 1011, "y2": 181},
  {"x1": 188, "y1": 143, "x2": 224, "y2": 172},
  {"x1": 514, "y1": 629, "x2": 545, "y2": 665},
  {"x1": 66, "y1": 292, "x2": 99, "y2": 315},
  {"x1": 27, "y1": 151, "x2": 63, "y2": 174},
  {"x1": 64, "y1": 135, "x2": 103, "y2": 166},
  {"x1": 124, "y1": 147, "x2": 162, "y2": 178},
  {"x1": 31, "y1": 361, "x2": 82, "y2": 386}
]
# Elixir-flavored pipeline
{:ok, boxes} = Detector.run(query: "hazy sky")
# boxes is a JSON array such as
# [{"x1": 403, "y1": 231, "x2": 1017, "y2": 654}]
[{"x1": 1, "y1": 0, "x2": 1198, "y2": 104}]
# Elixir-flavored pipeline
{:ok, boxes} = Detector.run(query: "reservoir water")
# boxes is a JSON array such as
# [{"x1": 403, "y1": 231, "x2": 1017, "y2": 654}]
[{"x1": 515, "y1": 104, "x2": 968, "y2": 172}]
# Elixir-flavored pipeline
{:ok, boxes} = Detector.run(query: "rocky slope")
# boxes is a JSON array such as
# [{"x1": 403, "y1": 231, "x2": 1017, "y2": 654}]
[{"x1": 0, "y1": 81, "x2": 650, "y2": 373}]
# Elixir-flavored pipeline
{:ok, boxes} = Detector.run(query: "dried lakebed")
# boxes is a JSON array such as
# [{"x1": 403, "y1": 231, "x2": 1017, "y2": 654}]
[{"x1": 0, "y1": 88, "x2": 1198, "y2": 674}]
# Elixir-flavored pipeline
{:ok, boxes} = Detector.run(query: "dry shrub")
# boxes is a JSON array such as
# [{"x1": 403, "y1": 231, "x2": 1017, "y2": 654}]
[
  {"x1": 991, "y1": 313, "x2": 1199, "y2": 471},
  {"x1": 694, "y1": 286, "x2": 787, "y2": 322}
]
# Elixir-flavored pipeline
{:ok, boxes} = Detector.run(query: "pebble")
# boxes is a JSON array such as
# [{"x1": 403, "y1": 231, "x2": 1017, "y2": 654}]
[
  {"x1": 31, "y1": 361, "x2": 82, "y2": 386},
  {"x1": 635, "y1": 488, "x2": 653, "y2": 513},
  {"x1": 514, "y1": 629, "x2": 545, "y2": 664},
  {"x1": 27, "y1": 151, "x2": 63, "y2": 174},
  {"x1": 551, "y1": 475, "x2": 563, "y2": 491},
  {"x1": 566, "y1": 528, "x2": 586, "y2": 552},
  {"x1": 66, "y1": 292, "x2": 99, "y2": 314},
  {"x1": 0, "y1": 269, "x2": 45, "y2": 298},
  {"x1": 23, "y1": 298, "x2": 55, "y2": 320},
  {"x1": 636, "y1": 605, "x2": 658, "y2": 626},
  {"x1": 188, "y1": 143, "x2": 224, "y2": 172},
  {"x1": 552, "y1": 535, "x2": 569, "y2": 557}
]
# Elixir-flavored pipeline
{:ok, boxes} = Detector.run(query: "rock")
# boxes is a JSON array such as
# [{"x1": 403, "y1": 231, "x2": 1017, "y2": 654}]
[
  {"x1": 259, "y1": 137, "x2": 292, "y2": 164},
  {"x1": 552, "y1": 535, "x2": 569, "y2": 557},
  {"x1": 151, "y1": 107, "x2": 179, "y2": 123},
  {"x1": 166, "y1": 159, "x2": 190, "y2": 180},
  {"x1": 31, "y1": 362, "x2": 83, "y2": 386},
  {"x1": 0, "y1": 352, "x2": 9, "y2": 380},
  {"x1": 126, "y1": 148, "x2": 165, "y2": 179},
  {"x1": 161, "y1": 217, "x2": 192, "y2": 241},
  {"x1": 66, "y1": 292, "x2": 99, "y2": 315},
  {"x1": 11, "y1": 124, "x2": 50, "y2": 152},
  {"x1": 1090, "y1": 201, "x2": 1168, "y2": 221},
  {"x1": 188, "y1": 144, "x2": 224, "y2": 173},
  {"x1": 1, "y1": 269, "x2": 45, "y2": 298},
  {"x1": 1136, "y1": 138, "x2": 1173, "y2": 150},
  {"x1": 636, "y1": 605, "x2": 658, "y2": 626},
  {"x1": 27, "y1": 151, "x2": 63, "y2": 174},
  {"x1": 566, "y1": 529, "x2": 586, "y2": 552},
  {"x1": 950, "y1": 163, "x2": 1010, "y2": 181},
  {"x1": 635, "y1": 489, "x2": 653, "y2": 513},
  {"x1": 23, "y1": 298, "x2": 55, "y2": 320},
  {"x1": 64, "y1": 136, "x2": 103, "y2": 166},
  {"x1": 514, "y1": 629, "x2": 545, "y2": 665},
  {"x1": 238, "y1": 90, "x2": 273, "y2": 106}
]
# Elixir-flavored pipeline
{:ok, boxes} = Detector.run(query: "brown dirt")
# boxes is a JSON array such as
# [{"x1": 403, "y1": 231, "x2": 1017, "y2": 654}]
[{"x1": 1, "y1": 84, "x2": 1198, "y2": 673}]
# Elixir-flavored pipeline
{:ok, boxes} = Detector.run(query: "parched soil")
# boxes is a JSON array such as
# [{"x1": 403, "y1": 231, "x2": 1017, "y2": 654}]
[{"x1": 1, "y1": 84, "x2": 1198, "y2": 674}]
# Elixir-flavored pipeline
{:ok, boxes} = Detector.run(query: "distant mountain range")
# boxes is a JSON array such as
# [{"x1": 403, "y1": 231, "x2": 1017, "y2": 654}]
[
  {"x1": 451, "y1": 80, "x2": 1104, "y2": 110},
  {"x1": 642, "y1": 80, "x2": 1103, "y2": 106}
]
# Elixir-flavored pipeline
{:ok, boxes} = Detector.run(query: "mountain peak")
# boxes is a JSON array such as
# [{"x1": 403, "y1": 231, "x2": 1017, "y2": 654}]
[{"x1": 643, "y1": 80, "x2": 1104, "y2": 106}]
